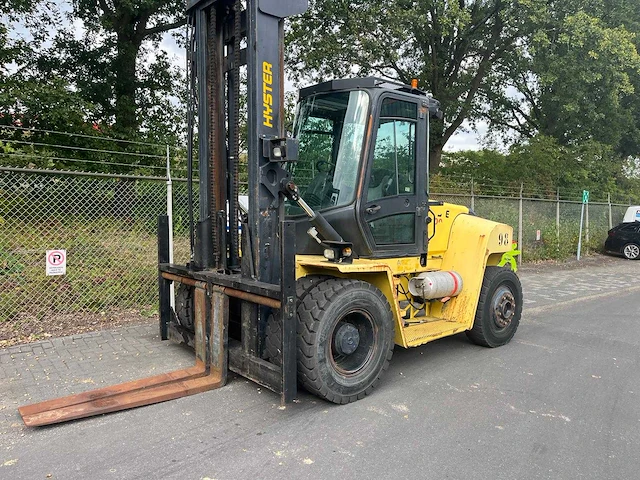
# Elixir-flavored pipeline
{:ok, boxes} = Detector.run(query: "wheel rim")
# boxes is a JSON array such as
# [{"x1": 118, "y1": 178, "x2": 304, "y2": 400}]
[
  {"x1": 491, "y1": 285, "x2": 516, "y2": 329},
  {"x1": 329, "y1": 310, "x2": 377, "y2": 376},
  {"x1": 624, "y1": 244, "x2": 639, "y2": 259}
]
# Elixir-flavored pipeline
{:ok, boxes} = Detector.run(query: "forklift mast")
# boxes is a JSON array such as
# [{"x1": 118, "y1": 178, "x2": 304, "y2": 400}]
[
  {"x1": 187, "y1": 0, "x2": 306, "y2": 278},
  {"x1": 179, "y1": 0, "x2": 309, "y2": 398},
  {"x1": 18, "y1": 0, "x2": 309, "y2": 427}
]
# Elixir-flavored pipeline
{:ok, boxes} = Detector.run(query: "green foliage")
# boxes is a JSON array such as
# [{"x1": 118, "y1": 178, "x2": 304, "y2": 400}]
[
  {"x1": 1, "y1": 77, "x2": 97, "y2": 133},
  {"x1": 288, "y1": 0, "x2": 640, "y2": 180},
  {"x1": 0, "y1": 246, "x2": 25, "y2": 275},
  {"x1": 536, "y1": 12, "x2": 640, "y2": 147},
  {"x1": 487, "y1": 2, "x2": 640, "y2": 160},
  {"x1": 287, "y1": 0, "x2": 535, "y2": 171},
  {"x1": 0, "y1": 0, "x2": 186, "y2": 156},
  {"x1": 440, "y1": 135, "x2": 640, "y2": 201}
]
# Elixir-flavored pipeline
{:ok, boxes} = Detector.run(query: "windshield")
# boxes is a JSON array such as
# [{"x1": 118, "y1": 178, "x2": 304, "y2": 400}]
[{"x1": 286, "y1": 90, "x2": 370, "y2": 214}]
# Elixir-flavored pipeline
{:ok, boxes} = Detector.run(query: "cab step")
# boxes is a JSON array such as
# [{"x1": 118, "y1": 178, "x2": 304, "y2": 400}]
[{"x1": 403, "y1": 318, "x2": 468, "y2": 348}]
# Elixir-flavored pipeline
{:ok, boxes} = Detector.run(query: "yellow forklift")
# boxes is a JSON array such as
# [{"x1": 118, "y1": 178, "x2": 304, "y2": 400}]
[{"x1": 19, "y1": 0, "x2": 521, "y2": 425}]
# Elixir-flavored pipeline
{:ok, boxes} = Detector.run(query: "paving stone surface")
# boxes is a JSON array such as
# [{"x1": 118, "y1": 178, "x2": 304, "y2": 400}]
[
  {"x1": 0, "y1": 255, "x2": 637, "y2": 435},
  {"x1": 0, "y1": 325, "x2": 193, "y2": 430},
  {"x1": 518, "y1": 255, "x2": 638, "y2": 310}
]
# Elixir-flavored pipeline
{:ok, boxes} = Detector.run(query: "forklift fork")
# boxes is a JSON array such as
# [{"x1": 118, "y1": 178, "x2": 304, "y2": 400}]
[{"x1": 19, "y1": 219, "x2": 229, "y2": 427}]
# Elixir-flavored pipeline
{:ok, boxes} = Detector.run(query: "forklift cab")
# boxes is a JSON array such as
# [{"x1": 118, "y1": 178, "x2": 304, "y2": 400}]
[{"x1": 286, "y1": 77, "x2": 442, "y2": 259}]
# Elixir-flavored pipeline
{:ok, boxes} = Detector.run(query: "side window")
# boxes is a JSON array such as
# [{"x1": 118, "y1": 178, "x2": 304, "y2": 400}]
[
  {"x1": 367, "y1": 99, "x2": 417, "y2": 202},
  {"x1": 395, "y1": 121, "x2": 416, "y2": 195},
  {"x1": 296, "y1": 116, "x2": 334, "y2": 193},
  {"x1": 367, "y1": 98, "x2": 418, "y2": 245},
  {"x1": 369, "y1": 214, "x2": 415, "y2": 245}
]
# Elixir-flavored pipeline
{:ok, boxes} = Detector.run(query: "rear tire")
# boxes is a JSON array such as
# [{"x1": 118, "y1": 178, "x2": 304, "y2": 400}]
[
  {"x1": 296, "y1": 278, "x2": 395, "y2": 404},
  {"x1": 175, "y1": 283, "x2": 194, "y2": 331},
  {"x1": 467, "y1": 266, "x2": 522, "y2": 348},
  {"x1": 623, "y1": 243, "x2": 640, "y2": 260}
]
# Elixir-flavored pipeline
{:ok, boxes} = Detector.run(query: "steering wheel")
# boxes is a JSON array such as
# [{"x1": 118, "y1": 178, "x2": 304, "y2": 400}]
[{"x1": 316, "y1": 160, "x2": 333, "y2": 173}]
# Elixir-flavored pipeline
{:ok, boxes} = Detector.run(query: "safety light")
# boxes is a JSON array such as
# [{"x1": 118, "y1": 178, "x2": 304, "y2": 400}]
[
  {"x1": 323, "y1": 244, "x2": 353, "y2": 262},
  {"x1": 262, "y1": 137, "x2": 299, "y2": 162},
  {"x1": 411, "y1": 78, "x2": 418, "y2": 89},
  {"x1": 323, "y1": 248, "x2": 336, "y2": 260}
]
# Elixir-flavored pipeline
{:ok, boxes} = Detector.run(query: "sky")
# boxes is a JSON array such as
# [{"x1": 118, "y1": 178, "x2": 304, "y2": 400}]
[{"x1": 445, "y1": 125, "x2": 484, "y2": 152}]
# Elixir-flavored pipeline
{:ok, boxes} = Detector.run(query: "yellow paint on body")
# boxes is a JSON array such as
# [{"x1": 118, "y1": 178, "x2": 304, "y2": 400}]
[{"x1": 295, "y1": 203, "x2": 515, "y2": 349}]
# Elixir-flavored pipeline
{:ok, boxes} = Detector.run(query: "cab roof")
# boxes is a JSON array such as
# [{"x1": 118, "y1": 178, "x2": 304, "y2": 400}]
[
  {"x1": 299, "y1": 77, "x2": 427, "y2": 98},
  {"x1": 298, "y1": 77, "x2": 443, "y2": 120}
]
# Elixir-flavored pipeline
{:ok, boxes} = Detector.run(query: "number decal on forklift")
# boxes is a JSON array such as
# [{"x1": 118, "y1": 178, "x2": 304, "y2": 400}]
[
  {"x1": 498, "y1": 233, "x2": 510, "y2": 246},
  {"x1": 262, "y1": 62, "x2": 273, "y2": 127}
]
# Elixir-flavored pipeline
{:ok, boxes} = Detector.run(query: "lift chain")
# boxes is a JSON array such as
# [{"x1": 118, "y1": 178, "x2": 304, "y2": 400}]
[
  {"x1": 230, "y1": 0, "x2": 242, "y2": 266},
  {"x1": 207, "y1": 6, "x2": 220, "y2": 265}
]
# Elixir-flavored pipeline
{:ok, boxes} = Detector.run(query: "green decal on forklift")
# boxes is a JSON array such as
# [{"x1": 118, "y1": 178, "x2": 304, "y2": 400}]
[{"x1": 498, "y1": 243, "x2": 521, "y2": 272}]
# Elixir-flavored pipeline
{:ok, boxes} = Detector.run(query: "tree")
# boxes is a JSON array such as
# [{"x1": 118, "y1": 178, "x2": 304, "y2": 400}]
[
  {"x1": 485, "y1": 3, "x2": 640, "y2": 156},
  {"x1": 1, "y1": 0, "x2": 188, "y2": 175},
  {"x1": 439, "y1": 134, "x2": 629, "y2": 199},
  {"x1": 53, "y1": 0, "x2": 186, "y2": 137},
  {"x1": 287, "y1": 0, "x2": 541, "y2": 172},
  {"x1": 1, "y1": 0, "x2": 42, "y2": 80},
  {"x1": 1, "y1": 1, "x2": 101, "y2": 160},
  {"x1": 2, "y1": 0, "x2": 186, "y2": 142}
]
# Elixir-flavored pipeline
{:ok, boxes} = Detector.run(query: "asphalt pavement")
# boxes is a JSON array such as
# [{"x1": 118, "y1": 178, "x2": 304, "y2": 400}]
[{"x1": 1, "y1": 256, "x2": 639, "y2": 479}]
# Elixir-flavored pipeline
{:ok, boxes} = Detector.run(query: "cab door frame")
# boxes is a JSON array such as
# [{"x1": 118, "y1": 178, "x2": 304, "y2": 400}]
[{"x1": 358, "y1": 91, "x2": 429, "y2": 258}]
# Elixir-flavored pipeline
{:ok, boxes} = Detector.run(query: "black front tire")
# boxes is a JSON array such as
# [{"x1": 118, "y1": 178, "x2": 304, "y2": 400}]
[
  {"x1": 175, "y1": 283, "x2": 194, "y2": 331},
  {"x1": 264, "y1": 275, "x2": 330, "y2": 366},
  {"x1": 467, "y1": 266, "x2": 522, "y2": 348},
  {"x1": 296, "y1": 278, "x2": 395, "y2": 404}
]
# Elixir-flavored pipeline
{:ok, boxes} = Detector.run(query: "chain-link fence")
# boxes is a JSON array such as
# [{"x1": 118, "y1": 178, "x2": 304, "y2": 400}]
[
  {"x1": 2, "y1": 164, "x2": 634, "y2": 343},
  {"x1": 430, "y1": 192, "x2": 629, "y2": 261},
  {"x1": 3, "y1": 125, "x2": 639, "y2": 343},
  {"x1": 0, "y1": 167, "x2": 195, "y2": 342}
]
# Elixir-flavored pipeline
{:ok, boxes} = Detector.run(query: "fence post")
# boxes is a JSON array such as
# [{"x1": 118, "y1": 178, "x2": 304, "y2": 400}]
[
  {"x1": 470, "y1": 178, "x2": 475, "y2": 212},
  {"x1": 518, "y1": 182, "x2": 523, "y2": 265},
  {"x1": 608, "y1": 193, "x2": 612, "y2": 230},
  {"x1": 166, "y1": 145, "x2": 175, "y2": 311},
  {"x1": 556, "y1": 188, "x2": 560, "y2": 254}
]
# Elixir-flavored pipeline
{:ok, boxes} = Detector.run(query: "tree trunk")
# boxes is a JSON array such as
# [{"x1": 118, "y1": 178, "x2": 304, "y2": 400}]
[
  {"x1": 429, "y1": 143, "x2": 443, "y2": 175},
  {"x1": 113, "y1": 29, "x2": 141, "y2": 135}
]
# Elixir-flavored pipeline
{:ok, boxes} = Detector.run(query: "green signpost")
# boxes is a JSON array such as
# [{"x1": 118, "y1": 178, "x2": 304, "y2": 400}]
[{"x1": 578, "y1": 190, "x2": 589, "y2": 260}]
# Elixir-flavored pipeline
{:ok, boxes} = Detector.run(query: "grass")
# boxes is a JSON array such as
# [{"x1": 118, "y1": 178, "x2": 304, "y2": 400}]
[
  {"x1": 448, "y1": 196, "x2": 624, "y2": 262},
  {"x1": 0, "y1": 218, "x2": 190, "y2": 328},
  {"x1": 0, "y1": 196, "x2": 628, "y2": 342}
]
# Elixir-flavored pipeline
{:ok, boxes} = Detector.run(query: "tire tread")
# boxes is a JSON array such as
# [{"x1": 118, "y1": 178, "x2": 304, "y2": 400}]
[
  {"x1": 466, "y1": 266, "x2": 522, "y2": 348},
  {"x1": 296, "y1": 278, "x2": 394, "y2": 403},
  {"x1": 264, "y1": 275, "x2": 331, "y2": 365}
]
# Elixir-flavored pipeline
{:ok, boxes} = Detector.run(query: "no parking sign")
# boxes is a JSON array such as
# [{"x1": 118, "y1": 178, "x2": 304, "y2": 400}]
[{"x1": 46, "y1": 249, "x2": 67, "y2": 276}]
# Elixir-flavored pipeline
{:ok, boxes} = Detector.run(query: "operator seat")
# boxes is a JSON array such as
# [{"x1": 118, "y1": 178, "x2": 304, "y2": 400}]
[
  {"x1": 368, "y1": 169, "x2": 393, "y2": 200},
  {"x1": 304, "y1": 172, "x2": 329, "y2": 206}
]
